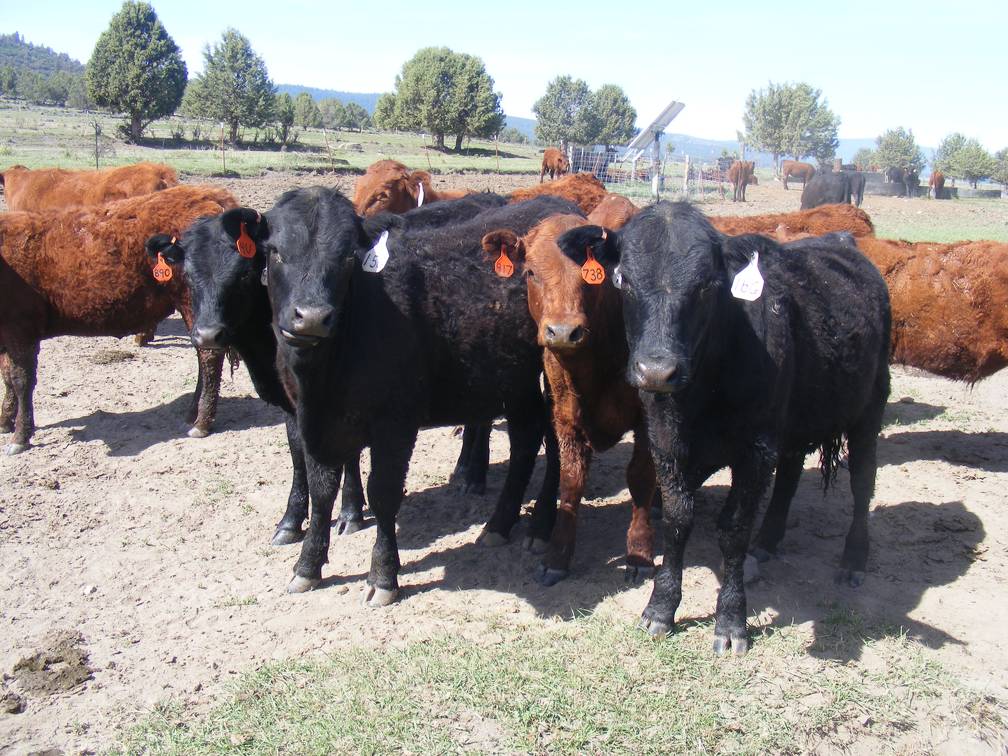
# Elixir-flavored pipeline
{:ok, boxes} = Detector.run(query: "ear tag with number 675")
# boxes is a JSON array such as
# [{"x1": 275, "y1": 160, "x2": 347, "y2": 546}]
[
  {"x1": 731, "y1": 251, "x2": 763, "y2": 301},
  {"x1": 359, "y1": 230, "x2": 390, "y2": 273}
]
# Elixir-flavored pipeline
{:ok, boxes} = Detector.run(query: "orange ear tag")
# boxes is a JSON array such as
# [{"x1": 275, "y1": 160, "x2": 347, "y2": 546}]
[
  {"x1": 581, "y1": 247, "x2": 605, "y2": 285},
  {"x1": 494, "y1": 246, "x2": 514, "y2": 278},
  {"x1": 152, "y1": 252, "x2": 173, "y2": 284},
  {"x1": 236, "y1": 222, "x2": 256, "y2": 258}
]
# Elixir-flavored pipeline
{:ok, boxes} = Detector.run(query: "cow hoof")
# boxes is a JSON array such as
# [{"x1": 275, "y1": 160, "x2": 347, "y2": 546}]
[
  {"x1": 743, "y1": 554, "x2": 760, "y2": 585},
  {"x1": 749, "y1": 546, "x2": 774, "y2": 563},
  {"x1": 477, "y1": 528, "x2": 508, "y2": 547},
  {"x1": 3, "y1": 442, "x2": 28, "y2": 456},
  {"x1": 637, "y1": 615, "x2": 672, "y2": 639},
  {"x1": 336, "y1": 518, "x2": 365, "y2": 536},
  {"x1": 187, "y1": 426, "x2": 210, "y2": 439},
  {"x1": 835, "y1": 568, "x2": 865, "y2": 588},
  {"x1": 286, "y1": 575, "x2": 320, "y2": 594},
  {"x1": 271, "y1": 527, "x2": 305, "y2": 546},
  {"x1": 362, "y1": 585, "x2": 399, "y2": 607},
  {"x1": 713, "y1": 633, "x2": 749, "y2": 657},
  {"x1": 523, "y1": 537, "x2": 550, "y2": 555},
  {"x1": 535, "y1": 565, "x2": 568, "y2": 586},
  {"x1": 625, "y1": 563, "x2": 655, "y2": 583}
]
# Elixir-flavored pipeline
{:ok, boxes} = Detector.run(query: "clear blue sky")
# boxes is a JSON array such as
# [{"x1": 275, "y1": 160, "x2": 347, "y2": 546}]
[{"x1": 4, "y1": 0, "x2": 1005, "y2": 149}]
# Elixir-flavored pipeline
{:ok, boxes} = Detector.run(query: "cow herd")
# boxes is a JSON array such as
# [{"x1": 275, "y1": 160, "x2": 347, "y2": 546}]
[{"x1": 1, "y1": 158, "x2": 1006, "y2": 656}]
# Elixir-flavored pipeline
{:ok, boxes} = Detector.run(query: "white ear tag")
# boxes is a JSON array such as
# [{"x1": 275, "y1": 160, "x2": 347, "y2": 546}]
[
  {"x1": 731, "y1": 251, "x2": 763, "y2": 301},
  {"x1": 612, "y1": 265, "x2": 622, "y2": 289},
  {"x1": 260, "y1": 266, "x2": 268, "y2": 286},
  {"x1": 416, "y1": 183, "x2": 425, "y2": 207},
  {"x1": 359, "y1": 230, "x2": 390, "y2": 273}
]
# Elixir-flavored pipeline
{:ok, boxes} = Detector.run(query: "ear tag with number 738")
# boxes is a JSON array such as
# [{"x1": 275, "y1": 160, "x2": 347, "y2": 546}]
[
  {"x1": 731, "y1": 251, "x2": 763, "y2": 301},
  {"x1": 581, "y1": 247, "x2": 605, "y2": 285},
  {"x1": 359, "y1": 230, "x2": 390, "y2": 273}
]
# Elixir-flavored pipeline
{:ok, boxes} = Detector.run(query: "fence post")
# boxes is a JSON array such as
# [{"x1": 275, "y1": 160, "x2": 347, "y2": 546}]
[{"x1": 683, "y1": 154, "x2": 690, "y2": 195}]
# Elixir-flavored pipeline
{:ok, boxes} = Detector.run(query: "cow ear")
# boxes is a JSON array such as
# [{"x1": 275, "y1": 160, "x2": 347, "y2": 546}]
[
  {"x1": 721, "y1": 233, "x2": 775, "y2": 277},
  {"x1": 145, "y1": 233, "x2": 186, "y2": 265},
  {"x1": 358, "y1": 214, "x2": 403, "y2": 250},
  {"x1": 481, "y1": 230, "x2": 526, "y2": 273},
  {"x1": 221, "y1": 207, "x2": 268, "y2": 246},
  {"x1": 556, "y1": 225, "x2": 621, "y2": 267}
]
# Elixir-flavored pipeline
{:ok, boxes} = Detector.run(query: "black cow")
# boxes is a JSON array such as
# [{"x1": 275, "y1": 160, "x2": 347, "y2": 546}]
[
  {"x1": 237, "y1": 188, "x2": 576, "y2": 604},
  {"x1": 885, "y1": 167, "x2": 919, "y2": 197},
  {"x1": 556, "y1": 202, "x2": 891, "y2": 655},
  {"x1": 145, "y1": 193, "x2": 508, "y2": 545},
  {"x1": 800, "y1": 171, "x2": 853, "y2": 209},
  {"x1": 846, "y1": 171, "x2": 866, "y2": 207}
]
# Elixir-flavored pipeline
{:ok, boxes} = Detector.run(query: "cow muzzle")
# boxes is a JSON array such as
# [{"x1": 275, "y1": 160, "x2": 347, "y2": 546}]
[
  {"x1": 280, "y1": 304, "x2": 336, "y2": 347},
  {"x1": 542, "y1": 322, "x2": 588, "y2": 351},
  {"x1": 191, "y1": 324, "x2": 227, "y2": 350},
  {"x1": 629, "y1": 357, "x2": 688, "y2": 393}
]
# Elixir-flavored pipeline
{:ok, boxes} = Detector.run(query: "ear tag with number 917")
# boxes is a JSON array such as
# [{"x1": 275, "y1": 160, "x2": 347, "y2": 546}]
[
  {"x1": 731, "y1": 251, "x2": 763, "y2": 301},
  {"x1": 581, "y1": 247, "x2": 605, "y2": 285},
  {"x1": 494, "y1": 245, "x2": 514, "y2": 278},
  {"x1": 359, "y1": 230, "x2": 390, "y2": 273}
]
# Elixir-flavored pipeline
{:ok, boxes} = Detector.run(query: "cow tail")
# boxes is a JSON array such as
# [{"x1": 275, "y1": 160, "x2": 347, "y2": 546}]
[{"x1": 817, "y1": 434, "x2": 847, "y2": 492}]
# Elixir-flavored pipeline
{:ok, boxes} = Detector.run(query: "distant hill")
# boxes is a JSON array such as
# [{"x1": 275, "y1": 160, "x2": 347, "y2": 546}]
[
  {"x1": 275, "y1": 84, "x2": 380, "y2": 112},
  {"x1": 0, "y1": 32, "x2": 84, "y2": 75}
]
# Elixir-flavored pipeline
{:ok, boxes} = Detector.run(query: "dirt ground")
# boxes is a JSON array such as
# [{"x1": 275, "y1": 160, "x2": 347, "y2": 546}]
[{"x1": 2, "y1": 172, "x2": 1008, "y2": 754}]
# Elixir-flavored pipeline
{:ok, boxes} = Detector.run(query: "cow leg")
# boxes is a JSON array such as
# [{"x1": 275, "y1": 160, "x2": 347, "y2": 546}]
[
  {"x1": 133, "y1": 325, "x2": 157, "y2": 346},
  {"x1": 287, "y1": 454, "x2": 344, "y2": 593},
  {"x1": 750, "y1": 451, "x2": 805, "y2": 561},
  {"x1": 2, "y1": 339, "x2": 39, "y2": 455},
  {"x1": 712, "y1": 449, "x2": 774, "y2": 656},
  {"x1": 336, "y1": 454, "x2": 367, "y2": 535},
  {"x1": 625, "y1": 427, "x2": 657, "y2": 581},
  {"x1": 0, "y1": 353, "x2": 15, "y2": 434},
  {"x1": 838, "y1": 408, "x2": 884, "y2": 588},
  {"x1": 451, "y1": 422, "x2": 490, "y2": 495},
  {"x1": 187, "y1": 347, "x2": 224, "y2": 438},
  {"x1": 363, "y1": 427, "x2": 418, "y2": 607},
  {"x1": 480, "y1": 394, "x2": 545, "y2": 544},
  {"x1": 537, "y1": 419, "x2": 591, "y2": 586},
  {"x1": 525, "y1": 420, "x2": 560, "y2": 553},
  {"x1": 272, "y1": 414, "x2": 310, "y2": 545}
]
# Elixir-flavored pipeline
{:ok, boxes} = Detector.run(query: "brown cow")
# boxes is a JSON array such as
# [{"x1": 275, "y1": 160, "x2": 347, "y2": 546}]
[
  {"x1": 352, "y1": 159, "x2": 469, "y2": 216},
  {"x1": 727, "y1": 160, "x2": 755, "y2": 202},
  {"x1": 709, "y1": 203, "x2": 875, "y2": 239},
  {"x1": 480, "y1": 214, "x2": 656, "y2": 583},
  {"x1": 508, "y1": 173, "x2": 608, "y2": 215},
  {"x1": 0, "y1": 185, "x2": 237, "y2": 455},
  {"x1": 780, "y1": 160, "x2": 816, "y2": 190},
  {"x1": 929, "y1": 170, "x2": 946, "y2": 199},
  {"x1": 0, "y1": 162, "x2": 179, "y2": 211},
  {"x1": 540, "y1": 147, "x2": 570, "y2": 183},
  {"x1": 587, "y1": 193, "x2": 638, "y2": 229}
]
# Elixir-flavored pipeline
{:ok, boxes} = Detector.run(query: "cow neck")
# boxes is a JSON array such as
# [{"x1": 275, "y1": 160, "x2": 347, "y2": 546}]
[{"x1": 232, "y1": 294, "x2": 289, "y2": 412}]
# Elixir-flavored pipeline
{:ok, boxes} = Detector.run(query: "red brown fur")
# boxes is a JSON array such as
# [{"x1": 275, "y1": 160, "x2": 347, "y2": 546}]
[
  {"x1": 352, "y1": 159, "x2": 469, "y2": 216},
  {"x1": 780, "y1": 159, "x2": 816, "y2": 189},
  {"x1": 0, "y1": 162, "x2": 179, "y2": 211},
  {"x1": 0, "y1": 185, "x2": 238, "y2": 453},
  {"x1": 587, "y1": 193, "x2": 639, "y2": 229},
  {"x1": 540, "y1": 147, "x2": 570, "y2": 182},
  {"x1": 709, "y1": 203, "x2": 875, "y2": 239},
  {"x1": 507, "y1": 173, "x2": 608, "y2": 215},
  {"x1": 929, "y1": 170, "x2": 946, "y2": 199},
  {"x1": 481, "y1": 214, "x2": 655, "y2": 581},
  {"x1": 726, "y1": 160, "x2": 755, "y2": 202}
]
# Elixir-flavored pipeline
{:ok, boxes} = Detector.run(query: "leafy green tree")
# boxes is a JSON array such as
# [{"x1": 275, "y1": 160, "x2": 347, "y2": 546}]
[
  {"x1": 0, "y1": 66, "x2": 16, "y2": 96},
  {"x1": 533, "y1": 75, "x2": 592, "y2": 151},
  {"x1": 371, "y1": 93, "x2": 396, "y2": 130},
  {"x1": 293, "y1": 92, "x2": 321, "y2": 129},
  {"x1": 343, "y1": 102, "x2": 370, "y2": 132},
  {"x1": 744, "y1": 81, "x2": 839, "y2": 170},
  {"x1": 933, "y1": 133, "x2": 967, "y2": 174},
  {"x1": 66, "y1": 74, "x2": 94, "y2": 109},
  {"x1": 184, "y1": 29, "x2": 275, "y2": 143},
  {"x1": 949, "y1": 139, "x2": 995, "y2": 188},
  {"x1": 318, "y1": 97, "x2": 346, "y2": 130},
  {"x1": 499, "y1": 126, "x2": 528, "y2": 144},
  {"x1": 874, "y1": 127, "x2": 924, "y2": 174},
  {"x1": 993, "y1": 148, "x2": 1008, "y2": 189},
  {"x1": 273, "y1": 92, "x2": 296, "y2": 146},
  {"x1": 852, "y1": 147, "x2": 876, "y2": 171},
  {"x1": 85, "y1": 1, "x2": 186, "y2": 142},
  {"x1": 586, "y1": 84, "x2": 637, "y2": 147}
]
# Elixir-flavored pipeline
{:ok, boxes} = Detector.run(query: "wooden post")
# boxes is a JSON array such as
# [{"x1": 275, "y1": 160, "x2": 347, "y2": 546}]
[
  {"x1": 495, "y1": 136, "x2": 500, "y2": 173},
  {"x1": 683, "y1": 154, "x2": 690, "y2": 195},
  {"x1": 219, "y1": 122, "x2": 226, "y2": 173}
]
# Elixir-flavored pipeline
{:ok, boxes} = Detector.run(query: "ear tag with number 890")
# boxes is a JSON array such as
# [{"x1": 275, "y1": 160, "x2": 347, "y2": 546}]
[
  {"x1": 153, "y1": 251, "x2": 173, "y2": 284},
  {"x1": 359, "y1": 230, "x2": 390, "y2": 273},
  {"x1": 581, "y1": 247, "x2": 605, "y2": 285},
  {"x1": 731, "y1": 250, "x2": 763, "y2": 301}
]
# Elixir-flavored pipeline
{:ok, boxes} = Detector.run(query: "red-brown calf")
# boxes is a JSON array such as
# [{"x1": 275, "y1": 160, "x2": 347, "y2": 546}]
[
  {"x1": 352, "y1": 159, "x2": 469, "y2": 216},
  {"x1": 540, "y1": 147, "x2": 570, "y2": 182},
  {"x1": 709, "y1": 203, "x2": 875, "y2": 239},
  {"x1": 0, "y1": 185, "x2": 237, "y2": 455},
  {"x1": 481, "y1": 214, "x2": 655, "y2": 583},
  {"x1": 508, "y1": 172, "x2": 609, "y2": 216},
  {"x1": 0, "y1": 162, "x2": 179, "y2": 211},
  {"x1": 587, "y1": 193, "x2": 638, "y2": 229}
]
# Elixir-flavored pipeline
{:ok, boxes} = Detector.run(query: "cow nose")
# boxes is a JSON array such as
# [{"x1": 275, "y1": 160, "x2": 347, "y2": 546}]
[
  {"x1": 290, "y1": 305, "x2": 335, "y2": 337},
  {"x1": 543, "y1": 323, "x2": 586, "y2": 349},
  {"x1": 631, "y1": 359, "x2": 683, "y2": 392},
  {"x1": 191, "y1": 324, "x2": 225, "y2": 349}
]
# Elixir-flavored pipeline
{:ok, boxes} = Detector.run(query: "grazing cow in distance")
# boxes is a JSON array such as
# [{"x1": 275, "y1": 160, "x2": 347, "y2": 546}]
[
  {"x1": 727, "y1": 160, "x2": 756, "y2": 202},
  {"x1": 540, "y1": 147, "x2": 570, "y2": 182},
  {"x1": 508, "y1": 172, "x2": 609, "y2": 215},
  {"x1": 780, "y1": 159, "x2": 816, "y2": 189},
  {"x1": 557, "y1": 202, "x2": 891, "y2": 654},
  {"x1": 0, "y1": 162, "x2": 179, "y2": 211},
  {"x1": 801, "y1": 172, "x2": 853, "y2": 209},
  {"x1": 352, "y1": 159, "x2": 470, "y2": 216},
  {"x1": 0, "y1": 185, "x2": 237, "y2": 455},
  {"x1": 480, "y1": 213, "x2": 657, "y2": 585},
  {"x1": 929, "y1": 170, "x2": 946, "y2": 199},
  {"x1": 709, "y1": 202, "x2": 875, "y2": 238},
  {"x1": 237, "y1": 189, "x2": 577, "y2": 602}
]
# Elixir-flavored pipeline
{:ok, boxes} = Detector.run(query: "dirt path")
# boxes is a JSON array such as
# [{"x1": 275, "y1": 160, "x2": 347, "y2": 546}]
[{"x1": 2, "y1": 172, "x2": 1008, "y2": 753}]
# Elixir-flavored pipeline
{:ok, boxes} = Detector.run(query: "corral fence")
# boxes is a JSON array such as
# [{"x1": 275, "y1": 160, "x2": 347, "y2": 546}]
[{"x1": 567, "y1": 145, "x2": 738, "y2": 204}]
